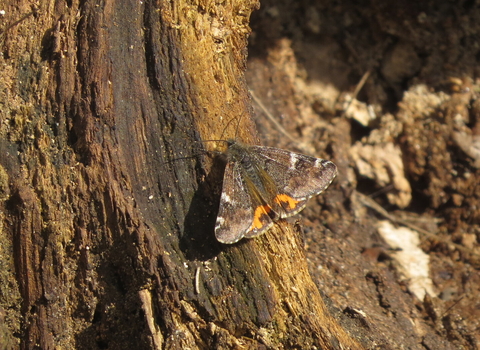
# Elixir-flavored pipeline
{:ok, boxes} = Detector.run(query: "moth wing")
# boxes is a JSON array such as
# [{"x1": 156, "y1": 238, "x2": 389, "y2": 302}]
[
  {"x1": 241, "y1": 175, "x2": 276, "y2": 239},
  {"x1": 252, "y1": 146, "x2": 337, "y2": 217},
  {"x1": 215, "y1": 162, "x2": 254, "y2": 244}
]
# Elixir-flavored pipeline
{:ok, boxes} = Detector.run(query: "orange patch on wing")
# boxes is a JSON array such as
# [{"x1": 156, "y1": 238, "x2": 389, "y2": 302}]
[
  {"x1": 251, "y1": 204, "x2": 272, "y2": 230},
  {"x1": 274, "y1": 194, "x2": 301, "y2": 209}
]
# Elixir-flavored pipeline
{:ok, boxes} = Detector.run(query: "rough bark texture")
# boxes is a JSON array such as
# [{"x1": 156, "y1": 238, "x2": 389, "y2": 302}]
[
  {"x1": 1, "y1": 0, "x2": 480, "y2": 349},
  {"x1": 0, "y1": 0, "x2": 360, "y2": 349}
]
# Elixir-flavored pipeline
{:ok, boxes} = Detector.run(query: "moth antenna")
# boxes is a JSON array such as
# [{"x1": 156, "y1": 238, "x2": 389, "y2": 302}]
[
  {"x1": 234, "y1": 113, "x2": 244, "y2": 140},
  {"x1": 197, "y1": 139, "x2": 229, "y2": 150},
  {"x1": 198, "y1": 139, "x2": 230, "y2": 144},
  {"x1": 217, "y1": 113, "x2": 245, "y2": 142}
]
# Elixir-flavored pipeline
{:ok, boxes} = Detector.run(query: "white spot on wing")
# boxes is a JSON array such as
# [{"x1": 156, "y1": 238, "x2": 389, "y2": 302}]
[{"x1": 289, "y1": 153, "x2": 298, "y2": 170}]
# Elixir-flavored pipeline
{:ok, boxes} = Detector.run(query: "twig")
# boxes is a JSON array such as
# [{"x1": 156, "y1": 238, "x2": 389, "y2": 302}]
[
  {"x1": 249, "y1": 90, "x2": 298, "y2": 144},
  {"x1": 341, "y1": 70, "x2": 371, "y2": 117},
  {"x1": 356, "y1": 191, "x2": 475, "y2": 257}
]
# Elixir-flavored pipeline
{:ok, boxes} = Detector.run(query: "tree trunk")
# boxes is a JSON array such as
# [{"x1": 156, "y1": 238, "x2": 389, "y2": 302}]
[
  {"x1": 3, "y1": 0, "x2": 479, "y2": 349},
  {"x1": 0, "y1": 0, "x2": 361, "y2": 349}
]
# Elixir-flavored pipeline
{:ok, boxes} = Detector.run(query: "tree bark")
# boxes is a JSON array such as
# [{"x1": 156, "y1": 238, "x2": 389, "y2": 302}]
[{"x1": 0, "y1": 0, "x2": 362, "y2": 349}]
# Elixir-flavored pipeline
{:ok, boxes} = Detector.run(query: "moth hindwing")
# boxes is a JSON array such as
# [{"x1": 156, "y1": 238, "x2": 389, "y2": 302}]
[{"x1": 214, "y1": 140, "x2": 337, "y2": 244}]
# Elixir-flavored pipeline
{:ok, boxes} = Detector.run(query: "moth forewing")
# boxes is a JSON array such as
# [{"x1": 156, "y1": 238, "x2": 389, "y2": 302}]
[{"x1": 214, "y1": 140, "x2": 337, "y2": 244}]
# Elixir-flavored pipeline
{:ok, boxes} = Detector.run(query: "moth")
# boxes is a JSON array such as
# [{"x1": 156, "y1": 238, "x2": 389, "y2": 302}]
[{"x1": 214, "y1": 140, "x2": 337, "y2": 244}]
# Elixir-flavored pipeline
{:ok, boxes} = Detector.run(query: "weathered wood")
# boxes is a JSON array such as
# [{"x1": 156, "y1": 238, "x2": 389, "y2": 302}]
[{"x1": 1, "y1": 0, "x2": 363, "y2": 349}]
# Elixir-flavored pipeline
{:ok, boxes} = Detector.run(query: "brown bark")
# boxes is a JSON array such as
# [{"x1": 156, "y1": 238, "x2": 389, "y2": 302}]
[
  {"x1": 4, "y1": 0, "x2": 480, "y2": 349},
  {"x1": 0, "y1": 0, "x2": 362, "y2": 349}
]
